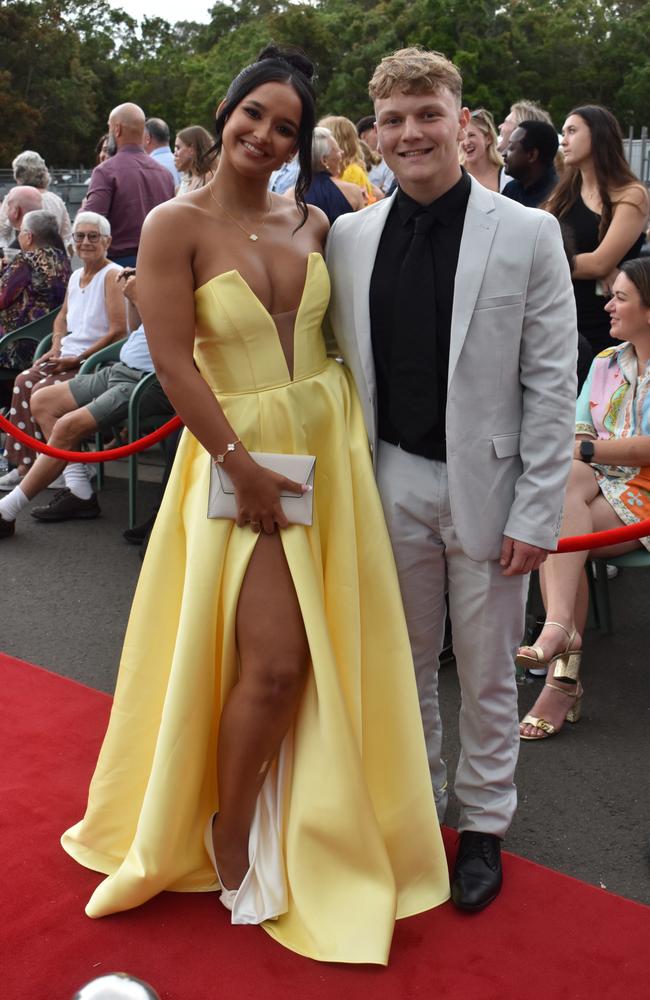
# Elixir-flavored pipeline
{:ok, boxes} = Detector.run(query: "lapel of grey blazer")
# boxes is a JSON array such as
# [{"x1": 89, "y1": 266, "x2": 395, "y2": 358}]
[
  {"x1": 350, "y1": 194, "x2": 397, "y2": 398},
  {"x1": 448, "y1": 178, "x2": 498, "y2": 386}
]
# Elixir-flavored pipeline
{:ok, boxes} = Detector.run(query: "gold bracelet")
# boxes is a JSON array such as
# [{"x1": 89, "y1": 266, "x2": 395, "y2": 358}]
[{"x1": 213, "y1": 438, "x2": 241, "y2": 464}]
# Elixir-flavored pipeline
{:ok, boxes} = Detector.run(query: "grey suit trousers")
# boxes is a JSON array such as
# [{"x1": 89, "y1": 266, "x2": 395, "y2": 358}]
[{"x1": 376, "y1": 440, "x2": 527, "y2": 837}]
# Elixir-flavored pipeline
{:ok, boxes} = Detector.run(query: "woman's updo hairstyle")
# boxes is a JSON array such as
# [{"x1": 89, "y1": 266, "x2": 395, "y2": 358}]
[{"x1": 213, "y1": 44, "x2": 316, "y2": 228}]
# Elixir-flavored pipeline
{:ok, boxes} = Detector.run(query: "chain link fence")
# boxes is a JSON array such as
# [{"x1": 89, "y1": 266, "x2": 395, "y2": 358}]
[{"x1": 625, "y1": 129, "x2": 649, "y2": 184}]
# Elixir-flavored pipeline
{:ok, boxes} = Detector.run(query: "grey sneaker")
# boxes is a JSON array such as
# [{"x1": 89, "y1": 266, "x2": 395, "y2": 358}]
[
  {"x1": 0, "y1": 467, "x2": 22, "y2": 491},
  {"x1": 30, "y1": 488, "x2": 100, "y2": 522}
]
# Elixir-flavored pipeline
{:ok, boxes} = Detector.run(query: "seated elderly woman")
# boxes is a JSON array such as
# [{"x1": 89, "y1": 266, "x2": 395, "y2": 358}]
[
  {"x1": 0, "y1": 271, "x2": 173, "y2": 536},
  {"x1": 319, "y1": 115, "x2": 384, "y2": 203},
  {"x1": 0, "y1": 210, "x2": 71, "y2": 387},
  {"x1": 0, "y1": 211, "x2": 125, "y2": 489},
  {"x1": 301, "y1": 127, "x2": 365, "y2": 224},
  {"x1": 517, "y1": 257, "x2": 650, "y2": 740},
  {"x1": 0, "y1": 150, "x2": 73, "y2": 255}
]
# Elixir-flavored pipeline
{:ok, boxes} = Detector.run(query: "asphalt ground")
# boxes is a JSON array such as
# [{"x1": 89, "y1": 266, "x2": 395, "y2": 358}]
[{"x1": 2, "y1": 468, "x2": 649, "y2": 907}]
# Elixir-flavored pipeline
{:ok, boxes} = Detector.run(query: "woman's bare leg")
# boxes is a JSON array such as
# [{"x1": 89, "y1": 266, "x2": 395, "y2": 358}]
[
  {"x1": 521, "y1": 462, "x2": 600, "y2": 664},
  {"x1": 521, "y1": 473, "x2": 642, "y2": 737},
  {"x1": 211, "y1": 531, "x2": 309, "y2": 888},
  {"x1": 18, "y1": 406, "x2": 97, "y2": 500},
  {"x1": 10, "y1": 383, "x2": 86, "y2": 496}
]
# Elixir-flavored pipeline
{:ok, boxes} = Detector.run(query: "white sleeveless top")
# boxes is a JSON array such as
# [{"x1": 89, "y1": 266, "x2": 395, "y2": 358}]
[{"x1": 62, "y1": 262, "x2": 121, "y2": 357}]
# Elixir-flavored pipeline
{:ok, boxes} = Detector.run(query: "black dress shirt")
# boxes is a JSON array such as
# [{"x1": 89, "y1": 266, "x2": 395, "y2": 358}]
[
  {"x1": 369, "y1": 170, "x2": 471, "y2": 461},
  {"x1": 502, "y1": 166, "x2": 558, "y2": 208}
]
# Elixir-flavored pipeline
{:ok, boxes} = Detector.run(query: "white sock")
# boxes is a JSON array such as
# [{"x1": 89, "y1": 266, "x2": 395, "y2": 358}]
[
  {"x1": 63, "y1": 463, "x2": 93, "y2": 500},
  {"x1": 0, "y1": 486, "x2": 30, "y2": 522}
]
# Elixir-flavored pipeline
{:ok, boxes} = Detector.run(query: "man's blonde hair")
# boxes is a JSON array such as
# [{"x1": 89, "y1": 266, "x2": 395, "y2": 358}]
[
  {"x1": 510, "y1": 100, "x2": 553, "y2": 127},
  {"x1": 369, "y1": 47, "x2": 462, "y2": 104}
]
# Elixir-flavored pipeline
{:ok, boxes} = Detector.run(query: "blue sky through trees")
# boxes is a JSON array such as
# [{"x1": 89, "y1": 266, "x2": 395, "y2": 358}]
[{"x1": 105, "y1": 0, "x2": 212, "y2": 23}]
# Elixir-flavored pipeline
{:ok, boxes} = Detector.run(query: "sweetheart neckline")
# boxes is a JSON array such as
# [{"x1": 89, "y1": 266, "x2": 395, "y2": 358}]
[
  {"x1": 195, "y1": 252, "x2": 326, "y2": 383},
  {"x1": 194, "y1": 251, "x2": 325, "y2": 319}
]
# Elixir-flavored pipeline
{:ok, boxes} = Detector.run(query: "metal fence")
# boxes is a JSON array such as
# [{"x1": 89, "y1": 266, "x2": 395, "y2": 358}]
[
  {"x1": 1, "y1": 132, "x2": 648, "y2": 216},
  {"x1": 625, "y1": 130, "x2": 649, "y2": 184},
  {"x1": 0, "y1": 168, "x2": 91, "y2": 216}
]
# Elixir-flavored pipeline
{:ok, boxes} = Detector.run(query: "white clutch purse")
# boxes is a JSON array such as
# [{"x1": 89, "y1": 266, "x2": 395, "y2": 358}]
[{"x1": 208, "y1": 452, "x2": 316, "y2": 526}]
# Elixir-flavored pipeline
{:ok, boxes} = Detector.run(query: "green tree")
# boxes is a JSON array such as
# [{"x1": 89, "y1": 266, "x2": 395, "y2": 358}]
[
  {"x1": 0, "y1": 0, "x2": 133, "y2": 164},
  {"x1": 1, "y1": 0, "x2": 648, "y2": 169}
]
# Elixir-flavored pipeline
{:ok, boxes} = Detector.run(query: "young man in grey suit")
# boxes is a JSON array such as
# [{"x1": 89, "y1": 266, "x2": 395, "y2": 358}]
[{"x1": 326, "y1": 48, "x2": 577, "y2": 911}]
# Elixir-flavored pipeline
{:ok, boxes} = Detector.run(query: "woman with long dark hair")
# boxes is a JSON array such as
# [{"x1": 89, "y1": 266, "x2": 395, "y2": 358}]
[
  {"x1": 517, "y1": 257, "x2": 650, "y2": 740},
  {"x1": 173, "y1": 124, "x2": 218, "y2": 193},
  {"x1": 545, "y1": 104, "x2": 648, "y2": 357},
  {"x1": 61, "y1": 45, "x2": 448, "y2": 962}
]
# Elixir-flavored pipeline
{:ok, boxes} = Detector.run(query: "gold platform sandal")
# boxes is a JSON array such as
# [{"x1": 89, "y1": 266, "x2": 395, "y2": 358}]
[
  {"x1": 519, "y1": 647, "x2": 583, "y2": 741},
  {"x1": 515, "y1": 620, "x2": 577, "y2": 672}
]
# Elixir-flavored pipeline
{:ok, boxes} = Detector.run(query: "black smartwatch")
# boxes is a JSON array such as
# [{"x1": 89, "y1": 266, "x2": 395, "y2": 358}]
[{"x1": 579, "y1": 440, "x2": 595, "y2": 463}]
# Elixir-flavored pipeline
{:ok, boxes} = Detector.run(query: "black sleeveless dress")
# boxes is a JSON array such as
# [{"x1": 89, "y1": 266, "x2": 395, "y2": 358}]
[{"x1": 563, "y1": 194, "x2": 645, "y2": 356}]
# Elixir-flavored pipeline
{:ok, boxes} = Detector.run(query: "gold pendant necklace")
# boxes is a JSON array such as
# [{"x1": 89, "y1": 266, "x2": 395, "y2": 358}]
[{"x1": 208, "y1": 183, "x2": 272, "y2": 242}]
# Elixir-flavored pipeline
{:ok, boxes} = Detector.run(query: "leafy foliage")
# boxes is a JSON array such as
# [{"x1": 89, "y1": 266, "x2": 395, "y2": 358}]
[{"x1": 1, "y1": 0, "x2": 648, "y2": 166}]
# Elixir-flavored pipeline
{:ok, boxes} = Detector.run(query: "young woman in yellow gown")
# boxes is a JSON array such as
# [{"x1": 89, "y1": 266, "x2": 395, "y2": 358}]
[{"x1": 61, "y1": 46, "x2": 450, "y2": 964}]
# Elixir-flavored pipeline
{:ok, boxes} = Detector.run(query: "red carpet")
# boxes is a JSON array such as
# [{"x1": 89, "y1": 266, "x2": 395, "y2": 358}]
[{"x1": 2, "y1": 651, "x2": 648, "y2": 1000}]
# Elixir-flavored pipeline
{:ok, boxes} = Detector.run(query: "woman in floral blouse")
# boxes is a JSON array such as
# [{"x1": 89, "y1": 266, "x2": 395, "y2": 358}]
[
  {"x1": 0, "y1": 209, "x2": 70, "y2": 378},
  {"x1": 516, "y1": 256, "x2": 650, "y2": 740}
]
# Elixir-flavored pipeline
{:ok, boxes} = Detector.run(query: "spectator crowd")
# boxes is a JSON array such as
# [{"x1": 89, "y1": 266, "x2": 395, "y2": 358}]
[
  {"x1": 1, "y1": 78, "x2": 649, "y2": 735},
  {"x1": 1, "y1": 51, "x2": 650, "y2": 968}
]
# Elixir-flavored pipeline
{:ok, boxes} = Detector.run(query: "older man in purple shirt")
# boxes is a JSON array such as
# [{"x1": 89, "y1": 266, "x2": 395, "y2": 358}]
[{"x1": 84, "y1": 103, "x2": 175, "y2": 267}]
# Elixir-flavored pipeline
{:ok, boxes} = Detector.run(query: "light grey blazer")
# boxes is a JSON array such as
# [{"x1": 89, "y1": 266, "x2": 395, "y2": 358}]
[{"x1": 325, "y1": 177, "x2": 578, "y2": 562}]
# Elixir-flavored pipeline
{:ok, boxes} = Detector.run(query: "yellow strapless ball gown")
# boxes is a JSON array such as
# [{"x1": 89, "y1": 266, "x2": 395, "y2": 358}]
[{"x1": 61, "y1": 253, "x2": 450, "y2": 964}]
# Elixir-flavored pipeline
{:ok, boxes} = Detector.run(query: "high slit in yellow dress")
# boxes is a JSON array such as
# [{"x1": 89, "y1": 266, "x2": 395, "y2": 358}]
[{"x1": 61, "y1": 252, "x2": 450, "y2": 964}]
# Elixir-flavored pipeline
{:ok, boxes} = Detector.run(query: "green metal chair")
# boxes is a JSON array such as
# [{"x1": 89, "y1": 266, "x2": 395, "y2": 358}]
[
  {"x1": 79, "y1": 343, "x2": 173, "y2": 525},
  {"x1": 78, "y1": 340, "x2": 127, "y2": 374},
  {"x1": 588, "y1": 548, "x2": 650, "y2": 634},
  {"x1": 0, "y1": 306, "x2": 61, "y2": 355},
  {"x1": 33, "y1": 332, "x2": 54, "y2": 360},
  {"x1": 0, "y1": 307, "x2": 61, "y2": 410},
  {"x1": 78, "y1": 339, "x2": 127, "y2": 487},
  {"x1": 126, "y1": 372, "x2": 174, "y2": 529}
]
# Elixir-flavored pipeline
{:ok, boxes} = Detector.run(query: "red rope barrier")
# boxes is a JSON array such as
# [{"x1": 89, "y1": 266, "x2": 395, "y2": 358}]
[
  {"x1": 0, "y1": 412, "x2": 182, "y2": 462},
  {"x1": 1, "y1": 411, "x2": 649, "y2": 551},
  {"x1": 556, "y1": 520, "x2": 649, "y2": 553}
]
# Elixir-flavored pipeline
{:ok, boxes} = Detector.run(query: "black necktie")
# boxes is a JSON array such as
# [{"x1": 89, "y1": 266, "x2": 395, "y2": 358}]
[{"x1": 389, "y1": 208, "x2": 438, "y2": 442}]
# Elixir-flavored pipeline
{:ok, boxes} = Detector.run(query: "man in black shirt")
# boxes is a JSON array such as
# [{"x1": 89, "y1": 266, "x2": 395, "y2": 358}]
[
  {"x1": 327, "y1": 48, "x2": 577, "y2": 913},
  {"x1": 502, "y1": 120, "x2": 559, "y2": 208}
]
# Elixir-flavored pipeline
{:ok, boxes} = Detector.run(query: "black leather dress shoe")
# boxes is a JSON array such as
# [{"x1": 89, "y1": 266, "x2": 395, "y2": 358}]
[
  {"x1": 451, "y1": 831, "x2": 502, "y2": 912},
  {"x1": 0, "y1": 515, "x2": 16, "y2": 539},
  {"x1": 30, "y1": 488, "x2": 100, "y2": 522}
]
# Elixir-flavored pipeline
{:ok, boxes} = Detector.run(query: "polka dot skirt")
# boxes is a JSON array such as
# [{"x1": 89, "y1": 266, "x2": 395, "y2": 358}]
[{"x1": 2, "y1": 361, "x2": 76, "y2": 469}]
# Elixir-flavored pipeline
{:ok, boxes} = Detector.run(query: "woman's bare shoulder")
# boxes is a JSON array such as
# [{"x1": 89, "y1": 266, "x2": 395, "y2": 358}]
[
  {"x1": 140, "y1": 195, "x2": 220, "y2": 268},
  {"x1": 612, "y1": 182, "x2": 649, "y2": 211},
  {"x1": 336, "y1": 178, "x2": 362, "y2": 197},
  {"x1": 272, "y1": 194, "x2": 329, "y2": 244},
  {"x1": 333, "y1": 178, "x2": 365, "y2": 208},
  {"x1": 306, "y1": 203, "x2": 329, "y2": 242},
  {"x1": 142, "y1": 194, "x2": 208, "y2": 236}
]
